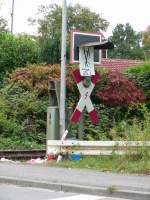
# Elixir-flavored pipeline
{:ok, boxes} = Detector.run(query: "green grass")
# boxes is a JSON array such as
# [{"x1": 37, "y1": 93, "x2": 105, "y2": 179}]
[
  {"x1": 47, "y1": 155, "x2": 150, "y2": 175},
  {"x1": 0, "y1": 137, "x2": 46, "y2": 150}
]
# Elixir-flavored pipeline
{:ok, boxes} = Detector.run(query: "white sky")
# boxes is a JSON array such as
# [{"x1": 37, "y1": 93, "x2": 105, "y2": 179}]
[{"x1": 0, "y1": 0, "x2": 150, "y2": 37}]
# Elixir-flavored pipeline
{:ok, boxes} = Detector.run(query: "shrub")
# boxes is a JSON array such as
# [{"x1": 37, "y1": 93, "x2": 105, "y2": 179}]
[
  {"x1": 108, "y1": 110, "x2": 150, "y2": 141},
  {"x1": 125, "y1": 62, "x2": 150, "y2": 108},
  {"x1": 83, "y1": 104, "x2": 114, "y2": 141},
  {"x1": 0, "y1": 32, "x2": 39, "y2": 78},
  {"x1": 0, "y1": 84, "x2": 48, "y2": 149},
  {"x1": 1, "y1": 63, "x2": 149, "y2": 149},
  {"x1": 0, "y1": 64, "x2": 76, "y2": 149},
  {"x1": 6, "y1": 64, "x2": 78, "y2": 105},
  {"x1": 96, "y1": 70, "x2": 146, "y2": 107}
]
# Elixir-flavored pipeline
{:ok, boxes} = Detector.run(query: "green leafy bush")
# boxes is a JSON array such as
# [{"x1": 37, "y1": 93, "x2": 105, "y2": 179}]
[
  {"x1": 0, "y1": 32, "x2": 39, "y2": 78},
  {"x1": 83, "y1": 104, "x2": 113, "y2": 140},
  {"x1": 108, "y1": 110, "x2": 150, "y2": 141},
  {"x1": 0, "y1": 64, "x2": 75, "y2": 149},
  {"x1": 0, "y1": 84, "x2": 48, "y2": 149}
]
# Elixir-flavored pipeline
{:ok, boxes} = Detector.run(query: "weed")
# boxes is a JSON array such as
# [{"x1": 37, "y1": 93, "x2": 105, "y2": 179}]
[{"x1": 107, "y1": 185, "x2": 117, "y2": 194}]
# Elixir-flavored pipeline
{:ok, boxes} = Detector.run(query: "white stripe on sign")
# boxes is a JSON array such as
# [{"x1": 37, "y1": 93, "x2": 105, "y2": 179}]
[{"x1": 49, "y1": 194, "x2": 106, "y2": 200}]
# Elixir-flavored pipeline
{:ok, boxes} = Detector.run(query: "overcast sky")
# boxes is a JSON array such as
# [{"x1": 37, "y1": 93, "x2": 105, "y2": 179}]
[{"x1": 1, "y1": 0, "x2": 150, "y2": 37}]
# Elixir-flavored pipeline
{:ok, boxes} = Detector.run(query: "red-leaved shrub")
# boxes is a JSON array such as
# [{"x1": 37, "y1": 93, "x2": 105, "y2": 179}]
[{"x1": 96, "y1": 70, "x2": 146, "y2": 106}]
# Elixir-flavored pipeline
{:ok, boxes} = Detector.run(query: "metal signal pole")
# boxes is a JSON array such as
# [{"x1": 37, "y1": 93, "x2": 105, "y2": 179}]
[
  {"x1": 60, "y1": 0, "x2": 67, "y2": 137},
  {"x1": 11, "y1": 0, "x2": 15, "y2": 33}
]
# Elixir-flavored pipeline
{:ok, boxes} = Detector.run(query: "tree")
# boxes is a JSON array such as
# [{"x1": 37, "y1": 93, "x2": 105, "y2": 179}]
[
  {"x1": 0, "y1": 17, "x2": 8, "y2": 32},
  {"x1": 108, "y1": 23, "x2": 144, "y2": 60},
  {"x1": 29, "y1": 3, "x2": 109, "y2": 64},
  {"x1": 142, "y1": 25, "x2": 150, "y2": 45},
  {"x1": 142, "y1": 26, "x2": 150, "y2": 59},
  {"x1": 0, "y1": 2, "x2": 8, "y2": 32}
]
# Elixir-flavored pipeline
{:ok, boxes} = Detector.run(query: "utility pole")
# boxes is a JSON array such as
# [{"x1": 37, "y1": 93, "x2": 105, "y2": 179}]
[
  {"x1": 11, "y1": 0, "x2": 14, "y2": 33},
  {"x1": 59, "y1": 0, "x2": 67, "y2": 138}
]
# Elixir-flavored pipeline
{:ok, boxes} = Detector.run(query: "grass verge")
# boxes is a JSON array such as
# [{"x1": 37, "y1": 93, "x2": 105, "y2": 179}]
[{"x1": 47, "y1": 154, "x2": 150, "y2": 175}]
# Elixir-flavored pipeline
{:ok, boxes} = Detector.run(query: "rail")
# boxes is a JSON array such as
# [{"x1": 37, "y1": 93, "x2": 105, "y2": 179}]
[
  {"x1": 0, "y1": 150, "x2": 46, "y2": 160},
  {"x1": 47, "y1": 140, "x2": 150, "y2": 155}
]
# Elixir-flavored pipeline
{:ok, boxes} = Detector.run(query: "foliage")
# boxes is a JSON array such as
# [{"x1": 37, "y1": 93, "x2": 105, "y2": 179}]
[
  {"x1": 66, "y1": 67, "x2": 147, "y2": 141},
  {"x1": 96, "y1": 70, "x2": 145, "y2": 107},
  {"x1": 0, "y1": 84, "x2": 48, "y2": 149},
  {"x1": 141, "y1": 26, "x2": 150, "y2": 59},
  {"x1": 0, "y1": 63, "x2": 150, "y2": 150},
  {"x1": 0, "y1": 32, "x2": 39, "y2": 78},
  {"x1": 108, "y1": 111, "x2": 150, "y2": 141},
  {"x1": 125, "y1": 61, "x2": 150, "y2": 74},
  {"x1": 31, "y1": 3, "x2": 109, "y2": 36},
  {"x1": 29, "y1": 3, "x2": 109, "y2": 64},
  {"x1": 125, "y1": 62, "x2": 150, "y2": 107},
  {"x1": 142, "y1": 25, "x2": 150, "y2": 46},
  {"x1": 5, "y1": 64, "x2": 76, "y2": 98},
  {"x1": 48, "y1": 155, "x2": 150, "y2": 174},
  {"x1": 108, "y1": 23, "x2": 144, "y2": 59},
  {"x1": 38, "y1": 37, "x2": 61, "y2": 64},
  {"x1": 0, "y1": 17, "x2": 8, "y2": 32},
  {"x1": 83, "y1": 104, "x2": 117, "y2": 141},
  {"x1": 0, "y1": 3, "x2": 8, "y2": 32},
  {"x1": 0, "y1": 64, "x2": 76, "y2": 149},
  {"x1": 6, "y1": 64, "x2": 58, "y2": 96},
  {"x1": 0, "y1": 138, "x2": 45, "y2": 150}
]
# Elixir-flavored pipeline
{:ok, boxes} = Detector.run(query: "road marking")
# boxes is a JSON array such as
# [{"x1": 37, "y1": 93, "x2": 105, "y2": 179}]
[{"x1": 48, "y1": 194, "x2": 106, "y2": 200}]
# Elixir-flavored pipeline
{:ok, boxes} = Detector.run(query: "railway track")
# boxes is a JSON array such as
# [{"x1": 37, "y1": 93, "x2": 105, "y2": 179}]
[{"x1": 0, "y1": 150, "x2": 46, "y2": 160}]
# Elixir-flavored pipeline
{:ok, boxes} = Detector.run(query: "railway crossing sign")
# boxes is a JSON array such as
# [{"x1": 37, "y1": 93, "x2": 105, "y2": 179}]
[
  {"x1": 70, "y1": 30, "x2": 114, "y2": 124},
  {"x1": 78, "y1": 41, "x2": 114, "y2": 76},
  {"x1": 79, "y1": 46, "x2": 95, "y2": 76},
  {"x1": 70, "y1": 69, "x2": 100, "y2": 124},
  {"x1": 70, "y1": 30, "x2": 103, "y2": 65}
]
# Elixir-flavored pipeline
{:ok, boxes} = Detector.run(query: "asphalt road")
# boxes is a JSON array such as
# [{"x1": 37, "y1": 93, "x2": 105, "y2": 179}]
[
  {"x1": 0, "y1": 163, "x2": 150, "y2": 199},
  {"x1": 0, "y1": 163, "x2": 149, "y2": 192},
  {"x1": 0, "y1": 184, "x2": 133, "y2": 200}
]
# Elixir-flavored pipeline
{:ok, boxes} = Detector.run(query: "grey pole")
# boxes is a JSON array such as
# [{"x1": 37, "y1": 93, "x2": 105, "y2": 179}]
[
  {"x1": 11, "y1": 0, "x2": 14, "y2": 33},
  {"x1": 60, "y1": 0, "x2": 67, "y2": 138}
]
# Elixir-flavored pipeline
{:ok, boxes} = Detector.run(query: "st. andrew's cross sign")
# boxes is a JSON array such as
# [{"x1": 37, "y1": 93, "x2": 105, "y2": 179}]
[
  {"x1": 70, "y1": 69, "x2": 100, "y2": 124},
  {"x1": 70, "y1": 30, "x2": 114, "y2": 124}
]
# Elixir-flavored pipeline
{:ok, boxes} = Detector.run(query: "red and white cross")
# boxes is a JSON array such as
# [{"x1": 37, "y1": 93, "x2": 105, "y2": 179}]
[{"x1": 70, "y1": 69, "x2": 100, "y2": 124}]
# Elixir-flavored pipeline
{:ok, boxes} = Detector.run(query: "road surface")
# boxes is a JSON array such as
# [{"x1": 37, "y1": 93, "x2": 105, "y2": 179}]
[{"x1": 0, "y1": 184, "x2": 133, "y2": 200}]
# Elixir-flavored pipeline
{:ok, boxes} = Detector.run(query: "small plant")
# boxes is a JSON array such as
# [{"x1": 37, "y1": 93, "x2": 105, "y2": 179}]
[{"x1": 107, "y1": 185, "x2": 117, "y2": 194}]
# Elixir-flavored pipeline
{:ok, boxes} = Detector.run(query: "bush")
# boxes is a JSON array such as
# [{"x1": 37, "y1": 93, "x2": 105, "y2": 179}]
[
  {"x1": 83, "y1": 104, "x2": 114, "y2": 140},
  {"x1": 0, "y1": 32, "x2": 39, "y2": 79},
  {"x1": 0, "y1": 84, "x2": 48, "y2": 149},
  {"x1": 96, "y1": 70, "x2": 145, "y2": 107},
  {"x1": 0, "y1": 64, "x2": 75, "y2": 149},
  {"x1": 125, "y1": 62, "x2": 150, "y2": 108},
  {"x1": 108, "y1": 110, "x2": 150, "y2": 141},
  {"x1": 1, "y1": 63, "x2": 149, "y2": 149}
]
